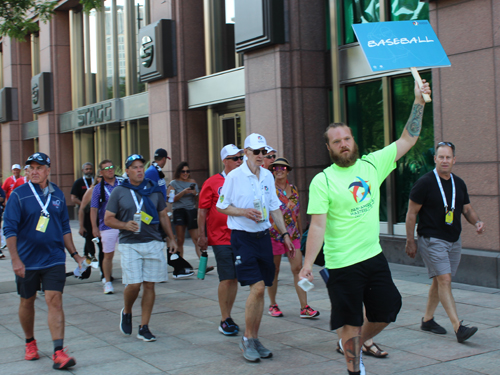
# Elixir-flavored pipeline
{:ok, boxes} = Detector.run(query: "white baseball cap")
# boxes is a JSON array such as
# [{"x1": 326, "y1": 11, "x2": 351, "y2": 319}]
[
  {"x1": 24, "y1": 165, "x2": 29, "y2": 170},
  {"x1": 265, "y1": 146, "x2": 277, "y2": 153},
  {"x1": 220, "y1": 144, "x2": 243, "y2": 161},
  {"x1": 11, "y1": 164, "x2": 21, "y2": 170},
  {"x1": 244, "y1": 133, "x2": 268, "y2": 150}
]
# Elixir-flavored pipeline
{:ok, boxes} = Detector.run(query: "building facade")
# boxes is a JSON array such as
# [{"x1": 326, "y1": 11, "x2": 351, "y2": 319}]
[{"x1": 0, "y1": 0, "x2": 499, "y2": 287}]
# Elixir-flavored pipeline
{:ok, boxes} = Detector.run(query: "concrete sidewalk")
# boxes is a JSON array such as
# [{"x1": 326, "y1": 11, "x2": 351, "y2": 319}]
[{"x1": 0, "y1": 222, "x2": 499, "y2": 374}]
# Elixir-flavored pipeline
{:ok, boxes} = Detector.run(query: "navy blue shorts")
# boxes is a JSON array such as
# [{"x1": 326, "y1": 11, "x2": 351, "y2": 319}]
[
  {"x1": 327, "y1": 252, "x2": 402, "y2": 330},
  {"x1": 212, "y1": 245, "x2": 237, "y2": 281},
  {"x1": 230, "y1": 230, "x2": 275, "y2": 287},
  {"x1": 16, "y1": 264, "x2": 66, "y2": 299}
]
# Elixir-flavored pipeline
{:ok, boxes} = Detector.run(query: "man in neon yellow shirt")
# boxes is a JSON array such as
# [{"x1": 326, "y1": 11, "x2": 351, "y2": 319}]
[{"x1": 299, "y1": 80, "x2": 431, "y2": 375}]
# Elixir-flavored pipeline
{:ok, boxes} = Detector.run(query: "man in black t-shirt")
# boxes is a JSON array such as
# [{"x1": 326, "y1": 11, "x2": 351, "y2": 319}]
[
  {"x1": 405, "y1": 142, "x2": 484, "y2": 343},
  {"x1": 71, "y1": 162, "x2": 95, "y2": 257}
]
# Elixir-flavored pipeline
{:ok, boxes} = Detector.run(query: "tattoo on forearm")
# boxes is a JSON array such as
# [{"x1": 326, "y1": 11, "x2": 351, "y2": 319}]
[
  {"x1": 344, "y1": 335, "x2": 362, "y2": 372},
  {"x1": 405, "y1": 103, "x2": 424, "y2": 137}
]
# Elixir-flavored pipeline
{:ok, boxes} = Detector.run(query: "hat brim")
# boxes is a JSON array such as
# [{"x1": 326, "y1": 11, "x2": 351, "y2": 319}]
[{"x1": 126, "y1": 158, "x2": 146, "y2": 168}]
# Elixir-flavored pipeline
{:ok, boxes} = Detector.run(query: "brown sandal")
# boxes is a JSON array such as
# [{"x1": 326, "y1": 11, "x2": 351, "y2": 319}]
[{"x1": 362, "y1": 342, "x2": 388, "y2": 358}]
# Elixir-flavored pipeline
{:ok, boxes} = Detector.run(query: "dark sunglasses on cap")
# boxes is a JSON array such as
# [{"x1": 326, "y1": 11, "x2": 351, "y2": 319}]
[
  {"x1": 225, "y1": 156, "x2": 244, "y2": 161},
  {"x1": 181, "y1": 170, "x2": 190, "y2": 174},
  {"x1": 250, "y1": 149, "x2": 268, "y2": 156},
  {"x1": 264, "y1": 154, "x2": 276, "y2": 160},
  {"x1": 437, "y1": 141, "x2": 455, "y2": 150},
  {"x1": 102, "y1": 165, "x2": 115, "y2": 170}
]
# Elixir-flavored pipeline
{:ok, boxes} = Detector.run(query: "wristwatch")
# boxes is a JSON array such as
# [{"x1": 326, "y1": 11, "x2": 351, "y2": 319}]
[{"x1": 70, "y1": 252, "x2": 78, "y2": 258}]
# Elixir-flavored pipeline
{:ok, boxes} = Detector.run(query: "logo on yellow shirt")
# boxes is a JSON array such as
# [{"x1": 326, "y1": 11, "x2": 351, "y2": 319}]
[{"x1": 349, "y1": 177, "x2": 372, "y2": 203}]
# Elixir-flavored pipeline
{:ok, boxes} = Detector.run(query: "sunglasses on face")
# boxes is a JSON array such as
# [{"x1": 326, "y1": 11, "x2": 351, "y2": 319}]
[
  {"x1": 250, "y1": 149, "x2": 268, "y2": 156},
  {"x1": 181, "y1": 170, "x2": 190, "y2": 174},
  {"x1": 225, "y1": 156, "x2": 244, "y2": 161},
  {"x1": 273, "y1": 166, "x2": 288, "y2": 171},
  {"x1": 264, "y1": 155, "x2": 276, "y2": 160},
  {"x1": 437, "y1": 141, "x2": 455, "y2": 150},
  {"x1": 102, "y1": 165, "x2": 115, "y2": 170}
]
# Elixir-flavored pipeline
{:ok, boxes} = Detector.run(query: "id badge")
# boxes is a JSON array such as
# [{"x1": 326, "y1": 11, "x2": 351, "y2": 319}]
[
  {"x1": 141, "y1": 211, "x2": 153, "y2": 225},
  {"x1": 445, "y1": 210, "x2": 454, "y2": 226},
  {"x1": 36, "y1": 214, "x2": 50, "y2": 233}
]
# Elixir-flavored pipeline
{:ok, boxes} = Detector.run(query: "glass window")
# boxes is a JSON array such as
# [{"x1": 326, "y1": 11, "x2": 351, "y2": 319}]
[
  {"x1": 136, "y1": 0, "x2": 147, "y2": 93},
  {"x1": 343, "y1": 0, "x2": 380, "y2": 45},
  {"x1": 390, "y1": 0, "x2": 429, "y2": 21},
  {"x1": 392, "y1": 72, "x2": 434, "y2": 222},
  {"x1": 105, "y1": 0, "x2": 114, "y2": 99},
  {"x1": 346, "y1": 80, "x2": 387, "y2": 221}
]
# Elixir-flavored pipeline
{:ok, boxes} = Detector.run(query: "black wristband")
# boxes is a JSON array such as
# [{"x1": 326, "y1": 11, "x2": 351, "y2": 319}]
[
  {"x1": 70, "y1": 252, "x2": 78, "y2": 258},
  {"x1": 281, "y1": 232, "x2": 290, "y2": 240}
]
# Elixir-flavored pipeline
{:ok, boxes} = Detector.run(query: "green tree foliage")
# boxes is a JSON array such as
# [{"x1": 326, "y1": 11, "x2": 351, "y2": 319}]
[{"x1": 0, "y1": 0, "x2": 102, "y2": 41}]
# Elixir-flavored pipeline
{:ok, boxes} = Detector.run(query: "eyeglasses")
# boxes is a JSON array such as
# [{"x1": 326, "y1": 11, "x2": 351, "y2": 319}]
[
  {"x1": 273, "y1": 166, "x2": 288, "y2": 171},
  {"x1": 181, "y1": 170, "x2": 190, "y2": 174},
  {"x1": 437, "y1": 141, "x2": 455, "y2": 150},
  {"x1": 126, "y1": 154, "x2": 143, "y2": 163},
  {"x1": 250, "y1": 149, "x2": 268, "y2": 156},
  {"x1": 102, "y1": 165, "x2": 115, "y2": 170},
  {"x1": 225, "y1": 156, "x2": 244, "y2": 161},
  {"x1": 264, "y1": 155, "x2": 276, "y2": 160}
]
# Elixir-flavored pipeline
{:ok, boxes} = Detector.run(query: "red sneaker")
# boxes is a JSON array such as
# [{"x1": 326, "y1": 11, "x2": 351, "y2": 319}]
[
  {"x1": 268, "y1": 304, "x2": 283, "y2": 317},
  {"x1": 300, "y1": 305, "x2": 320, "y2": 318},
  {"x1": 52, "y1": 348, "x2": 76, "y2": 370},
  {"x1": 25, "y1": 340, "x2": 39, "y2": 361}
]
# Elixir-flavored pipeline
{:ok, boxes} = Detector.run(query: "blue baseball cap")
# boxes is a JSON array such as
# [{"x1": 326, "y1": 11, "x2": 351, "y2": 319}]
[{"x1": 26, "y1": 153, "x2": 51, "y2": 167}]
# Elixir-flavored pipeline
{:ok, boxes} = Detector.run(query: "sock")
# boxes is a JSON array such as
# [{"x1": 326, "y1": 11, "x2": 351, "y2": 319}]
[
  {"x1": 53, "y1": 339, "x2": 64, "y2": 353},
  {"x1": 26, "y1": 337, "x2": 35, "y2": 344},
  {"x1": 348, "y1": 371, "x2": 361, "y2": 375}
]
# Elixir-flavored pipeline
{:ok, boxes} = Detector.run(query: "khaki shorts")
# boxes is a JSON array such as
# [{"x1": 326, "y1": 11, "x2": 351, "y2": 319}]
[
  {"x1": 119, "y1": 240, "x2": 168, "y2": 284},
  {"x1": 418, "y1": 236, "x2": 462, "y2": 278}
]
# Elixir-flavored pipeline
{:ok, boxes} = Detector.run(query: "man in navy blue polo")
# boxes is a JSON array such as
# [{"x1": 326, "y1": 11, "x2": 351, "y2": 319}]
[{"x1": 4, "y1": 153, "x2": 85, "y2": 370}]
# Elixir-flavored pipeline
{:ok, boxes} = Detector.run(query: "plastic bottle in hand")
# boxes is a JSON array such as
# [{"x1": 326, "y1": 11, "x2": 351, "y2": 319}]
[
  {"x1": 168, "y1": 189, "x2": 175, "y2": 203},
  {"x1": 197, "y1": 251, "x2": 208, "y2": 280}
]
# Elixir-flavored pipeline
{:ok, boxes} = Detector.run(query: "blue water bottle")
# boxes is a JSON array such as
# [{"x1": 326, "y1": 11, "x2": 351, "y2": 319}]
[{"x1": 197, "y1": 251, "x2": 208, "y2": 280}]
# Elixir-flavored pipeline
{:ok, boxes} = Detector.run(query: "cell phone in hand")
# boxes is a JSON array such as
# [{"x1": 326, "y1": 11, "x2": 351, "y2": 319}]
[{"x1": 190, "y1": 183, "x2": 196, "y2": 190}]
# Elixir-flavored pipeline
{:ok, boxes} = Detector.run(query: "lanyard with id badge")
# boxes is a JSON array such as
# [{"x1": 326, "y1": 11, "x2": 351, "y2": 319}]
[
  {"x1": 29, "y1": 181, "x2": 51, "y2": 233},
  {"x1": 433, "y1": 168, "x2": 455, "y2": 226},
  {"x1": 250, "y1": 178, "x2": 267, "y2": 223},
  {"x1": 130, "y1": 190, "x2": 153, "y2": 234}
]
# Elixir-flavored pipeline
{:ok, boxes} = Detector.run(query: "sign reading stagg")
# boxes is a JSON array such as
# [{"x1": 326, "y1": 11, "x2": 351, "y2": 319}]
[
  {"x1": 139, "y1": 19, "x2": 177, "y2": 82},
  {"x1": 77, "y1": 102, "x2": 113, "y2": 127},
  {"x1": 31, "y1": 72, "x2": 53, "y2": 114}
]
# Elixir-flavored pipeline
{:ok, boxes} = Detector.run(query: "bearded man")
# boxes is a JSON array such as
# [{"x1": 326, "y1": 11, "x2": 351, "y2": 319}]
[{"x1": 300, "y1": 80, "x2": 431, "y2": 375}]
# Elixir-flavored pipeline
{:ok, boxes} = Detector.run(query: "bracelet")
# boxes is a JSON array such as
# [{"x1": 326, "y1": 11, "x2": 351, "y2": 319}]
[
  {"x1": 70, "y1": 252, "x2": 78, "y2": 258},
  {"x1": 281, "y1": 232, "x2": 290, "y2": 240}
]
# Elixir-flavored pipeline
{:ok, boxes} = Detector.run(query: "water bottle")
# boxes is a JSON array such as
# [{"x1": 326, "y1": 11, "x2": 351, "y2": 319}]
[
  {"x1": 133, "y1": 213, "x2": 141, "y2": 234},
  {"x1": 168, "y1": 189, "x2": 175, "y2": 203},
  {"x1": 197, "y1": 251, "x2": 208, "y2": 280},
  {"x1": 253, "y1": 199, "x2": 266, "y2": 223},
  {"x1": 235, "y1": 255, "x2": 242, "y2": 266}
]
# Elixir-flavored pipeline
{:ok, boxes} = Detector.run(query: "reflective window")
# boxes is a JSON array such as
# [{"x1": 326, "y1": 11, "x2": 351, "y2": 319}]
[
  {"x1": 346, "y1": 80, "x2": 387, "y2": 221},
  {"x1": 135, "y1": 0, "x2": 147, "y2": 93},
  {"x1": 390, "y1": 0, "x2": 429, "y2": 21},
  {"x1": 343, "y1": 0, "x2": 380, "y2": 45},
  {"x1": 393, "y1": 72, "x2": 434, "y2": 222}
]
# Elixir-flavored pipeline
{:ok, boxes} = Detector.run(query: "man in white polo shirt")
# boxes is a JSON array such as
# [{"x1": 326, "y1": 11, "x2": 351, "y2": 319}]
[{"x1": 217, "y1": 133, "x2": 294, "y2": 363}]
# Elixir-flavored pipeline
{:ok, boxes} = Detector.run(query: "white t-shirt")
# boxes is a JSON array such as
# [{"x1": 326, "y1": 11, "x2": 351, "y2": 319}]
[{"x1": 216, "y1": 161, "x2": 281, "y2": 233}]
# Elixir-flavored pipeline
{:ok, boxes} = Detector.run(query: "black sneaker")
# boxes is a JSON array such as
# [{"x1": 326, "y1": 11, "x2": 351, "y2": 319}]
[
  {"x1": 226, "y1": 317, "x2": 239, "y2": 333},
  {"x1": 120, "y1": 308, "x2": 132, "y2": 335},
  {"x1": 137, "y1": 325, "x2": 157, "y2": 342},
  {"x1": 173, "y1": 269, "x2": 194, "y2": 279},
  {"x1": 219, "y1": 318, "x2": 238, "y2": 335},
  {"x1": 455, "y1": 321, "x2": 478, "y2": 343},
  {"x1": 421, "y1": 317, "x2": 447, "y2": 334},
  {"x1": 0, "y1": 250, "x2": 5, "y2": 259}
]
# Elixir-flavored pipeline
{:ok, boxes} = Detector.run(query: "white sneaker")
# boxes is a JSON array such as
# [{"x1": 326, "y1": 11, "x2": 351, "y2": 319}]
[
  {"x1": 360, "y1": 351, "x2": 365, "y2": 375},
  {"x1": 104, "y1": 282, "x2": 114, "y2": 294}
]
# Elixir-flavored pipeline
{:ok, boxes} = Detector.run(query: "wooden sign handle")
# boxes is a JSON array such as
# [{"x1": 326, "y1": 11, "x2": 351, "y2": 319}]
[{"x1": 410, "y1": 67, "x2": 432, "y2": 103}]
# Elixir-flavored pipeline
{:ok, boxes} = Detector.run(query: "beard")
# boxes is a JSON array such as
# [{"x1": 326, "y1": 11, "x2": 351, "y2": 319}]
[
  {"x1": 329, "y1": 142, "x2": 359, "y2": 168},
  {"x1": 84, "y1": 172, "x2": 94, "y2": 178}
]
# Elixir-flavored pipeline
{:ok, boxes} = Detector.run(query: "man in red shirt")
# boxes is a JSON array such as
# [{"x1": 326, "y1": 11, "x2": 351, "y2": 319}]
[
  {"x1": 198, "y1": 144, "x2": 243, "y2": 335},
  {"x1": 2, "y1": 164, "x2": 21, "y2": 202},
  {"x1": 13, "y1": 166, "x2": 30, "y2": 190}
]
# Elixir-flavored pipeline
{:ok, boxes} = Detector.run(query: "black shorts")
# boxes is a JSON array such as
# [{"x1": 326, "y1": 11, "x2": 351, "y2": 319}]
[
  {"x1": 16, "y1": 264, "x2": 66, "y2": 299},
  {"x1": 173, "y1": 208, "x2": 198, "y2": 230},
  {"x1": 212, "y1": 245, "x2": 236, "y2": 281},
  {"x1": 230, "y1": 230, "x2": 275, "y2": 287},
  {"x1": 327, "y1": 252, "x2": 402, "y2": 330}
]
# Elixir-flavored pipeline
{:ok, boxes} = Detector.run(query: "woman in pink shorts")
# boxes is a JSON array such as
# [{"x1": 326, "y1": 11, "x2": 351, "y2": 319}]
[{"x1": 267, "y1": 158, "x2": 319, "y2": 319}]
